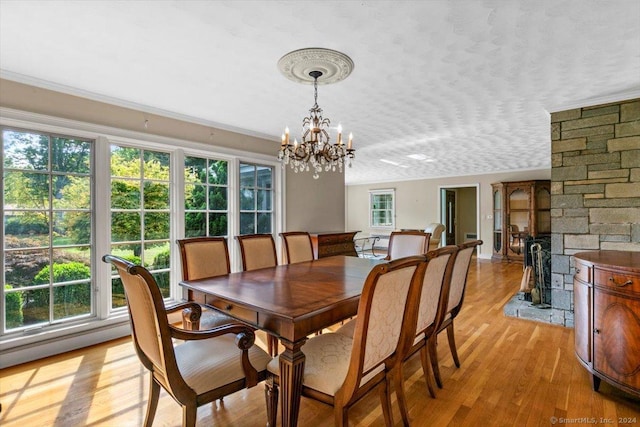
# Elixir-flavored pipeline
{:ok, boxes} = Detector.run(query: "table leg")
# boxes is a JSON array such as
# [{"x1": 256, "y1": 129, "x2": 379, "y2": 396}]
[{"x1": 279, "y1": 339, "x2": 306, "y2": 427}]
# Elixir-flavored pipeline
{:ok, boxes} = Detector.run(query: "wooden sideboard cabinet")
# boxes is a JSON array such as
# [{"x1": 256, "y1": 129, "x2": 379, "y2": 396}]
[
  {"x1": 573, "y1": 250, "x2": 640, "y2": 398},
  {"x1": 491, "y1": 180, "x2": 550, "y2": 262},
  {"x1": 310, "y1": 231, "x2": 360, "y2": 259}
]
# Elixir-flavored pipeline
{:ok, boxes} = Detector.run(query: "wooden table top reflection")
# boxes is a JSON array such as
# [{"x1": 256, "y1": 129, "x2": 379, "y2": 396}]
[{"x1": 180, "y1": 255, "x2": 385, "y2": 427}]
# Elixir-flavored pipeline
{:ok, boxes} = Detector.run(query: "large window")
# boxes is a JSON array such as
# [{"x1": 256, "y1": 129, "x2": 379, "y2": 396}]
[
  {"x1": 0, "y1": 113, "x2": 281, "y2": 359},
  {"x1": 239, "y1": 163, "x2": 273, "y2": 235},
  {"x1": 2, "y1": 128, "x2": 93, "y2": 331},
  {"x1": 369, "y1": 189, "x2": 395, "y2": 229},
  {"x1": 109, "y1": 145, "x2": 171, "y2": 308},
  {"x1": 184, "y1": 156, "x2": 228, "y2": 237}
]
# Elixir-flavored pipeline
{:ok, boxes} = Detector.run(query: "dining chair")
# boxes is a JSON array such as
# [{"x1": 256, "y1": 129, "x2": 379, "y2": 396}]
[
  {"x1": 430, "y1": 239, "x2": 483, "y2": 388},
  {"x1": 279, "y1": 231, "x2": 314, "y2": 264},
  {"x1": 392, "y1": 246, "x2": 458, "y2": 425},
  {"x1": 424, "y1": 223, "x2": 445, "y2": 250},
  {"x1": 177, "y1": 237, "x2": 238, "y2": 330},
  {"x1": 385, "y1": 230, "x2": 431, "y2": 260},
  {"x1": 236, "y1": 233, "x2": 278, "y2": 271},
  {"x1": 264, "y1": 255, "x2": 427, "y2": 427},
  {"x1": 236, "y1": 233, "x2": 280, "y2": 356},
  {"x1": 102, "y1": 255, "x2": 272, "y2": 427}
]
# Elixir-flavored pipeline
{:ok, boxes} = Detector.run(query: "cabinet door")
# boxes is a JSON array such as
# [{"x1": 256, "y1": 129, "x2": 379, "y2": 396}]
[
  {"x1": 593, "y1": 290, "x2": 640, "y2": 391},
  {"x1": 573, "y1": 278, "x2": 591, "y2": 364}
]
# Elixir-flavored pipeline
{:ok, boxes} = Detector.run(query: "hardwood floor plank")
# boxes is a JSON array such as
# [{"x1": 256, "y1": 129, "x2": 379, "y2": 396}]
[{"x1": 1, "y1": 258, "x2": 638, "y2": 426}]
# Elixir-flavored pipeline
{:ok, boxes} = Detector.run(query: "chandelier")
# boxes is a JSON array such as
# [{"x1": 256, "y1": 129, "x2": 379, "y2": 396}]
[{"x1": 277, "y1": 48, "x2": 355, "y2": 179}]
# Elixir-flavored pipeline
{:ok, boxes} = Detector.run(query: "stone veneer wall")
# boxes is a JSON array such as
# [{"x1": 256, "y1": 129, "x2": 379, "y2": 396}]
[{"x1": 550, "y1": 98, "x2": 640, "y2": 327}]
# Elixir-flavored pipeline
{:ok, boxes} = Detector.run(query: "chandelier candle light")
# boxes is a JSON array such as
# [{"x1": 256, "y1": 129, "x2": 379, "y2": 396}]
[{"x1": 277, "y1": 48, "x2": 355, "y2": 179}]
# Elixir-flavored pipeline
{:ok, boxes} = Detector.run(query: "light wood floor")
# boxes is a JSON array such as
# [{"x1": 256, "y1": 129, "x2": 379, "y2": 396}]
[{"x1": 1, "y1": 259, "x2": 639, "y2": 426}]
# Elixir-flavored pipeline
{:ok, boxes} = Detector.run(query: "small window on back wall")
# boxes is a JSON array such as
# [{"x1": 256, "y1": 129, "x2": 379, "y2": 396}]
[{"x1": 369, "y1": 189, "x2": 395, "y2": 229}]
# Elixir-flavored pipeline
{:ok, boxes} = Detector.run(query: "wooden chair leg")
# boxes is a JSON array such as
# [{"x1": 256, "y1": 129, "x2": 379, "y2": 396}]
[
  {"x1": 264, "y1": 377, "x2": 278, "y2": 427},
  {"x1": 429, "y1": 337, "x2": 443, "y2": 389},
  {"x1": 419, "y1": 344, "x2": 437, "y2": 398},
  {"x1": 392, "y1": 365, "x2": 410, "y2": 426},
  {"x1": 144, "y1": 376, "x2": 160, "y2": 427},
  {"x1": 268, "y1": 335, "x2": 279, "y2": 357},
  {"x1": 446, "y1": 323, "x2": 461, "y2": 368},
  {"x1": 378, "y1": 378, "x2": 394, "y2": 427},
  {"x1": 182, "y1": 402, "x2": 197, "y2": 427},
  {"x1": 334, "y1": 402, "x2": 349, "y2": 427}
]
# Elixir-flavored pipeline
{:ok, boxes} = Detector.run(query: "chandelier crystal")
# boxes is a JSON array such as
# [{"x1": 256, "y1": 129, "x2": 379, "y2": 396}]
[
  {"x1": 278, "y1": 71, "x2": 354, "y2": 179},
  {"x1": 277, "y1": 48, "x2": 355, "y2": 179}
]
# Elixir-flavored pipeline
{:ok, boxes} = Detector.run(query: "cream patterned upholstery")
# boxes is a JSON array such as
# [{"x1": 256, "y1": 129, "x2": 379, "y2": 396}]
[
  {"x1": 386, "y1": 231, "x2": 430, "y2": 260},
  {"x1": 236, "y1": 234, "x2": 278, "y2": 271},
  {"x1": 264, "y1": 256, "x2": 427, "y2": 427},
  {"x1": 102, "y1": 255, "x2": 270, "y2": 427},
  {"x1": 177, "y1": 237, "x2": 236, "y2": 330},
  {"x1": 280, "y1": 231, "x2": 314, "y2": 264},
  {"x1": 424, "y1": 223, "x2": 445, "y2": 249},
  {"x1": 432, "y1": 240, "x2": 483, "y2": 389}
]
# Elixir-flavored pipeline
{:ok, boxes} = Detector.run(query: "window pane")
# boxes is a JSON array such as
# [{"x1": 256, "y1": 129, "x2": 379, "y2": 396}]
[
  {"x1": 240, "y1": 213, "x2": 255, "y2": 235},
  {"x1": 111, "y1": 179, "x2": 140, "y2": 209},
  {"x1": 208, "y1": 160, "x2": 227, "y2": 185},
  {"x1": 185, "y1": 156, "x2": 207, "y2": 184},
  {"x1": 144, "y1": 242, "x2": 170, "y2": 270},
  {"x1": 111, "y1": 212, "x2": 140, "y2": 241},
  {"x1": 257, "y1": 213, "x2": 272, "y2": 234},
  {"x1": 4, "y1": 171, "x2": 50, "y2": 209},
  {"x1": 208, "y1": 213, "x2": 228, "y2": 237},
  {"x1": 51, "y1": 137, "x2": 91, "y2": 173},
  {"x1": 185, "y1": 183, "x2": 206, "y2": 209},
  {"x1": 143, "y1": 151, "x2": 170, "y2": 180},
  {"x1": 152, "y1": 271, "x2": 170, "y2": 299},
  {"x1": 3, "y1": 130, "x2": 49, "y2": 170},
  {"x1": 111, "y1": 277, "x2": 126, "y2": 309},
  {"x1": 5, "y1": 248, "x2": 50, "y2": 289},
  {"x1": 256, "y1": 166, "x2": 272, "y2": 188},
  {"x1": 185, "y1": 212, "x2": 206, "y2": 237},
  {"x1": 53, "y1": 212, "x2": 92, "y2": 245},
  {"x1": 144, "y1": 181, "x2": 169, "y2": 209},
  {"x1": 240, "y1": 188, "x2": 255, "y2": 210},
  {"x1": 110, "y1": 146, "x2": 140, "y2": 178},
  {"x1": 208, "y1": 186, "x2": 227, "y2": 210},
  {"x1": 240, "y1": 164, "x2": 255, "y2": 187},
  {"x1": 53, "y1": 175, "x2": 91, "y2": 209},
  {"x1": 5, "y1": 286, "x2": 27, "y2": 329},
  {"x1": 4, "y1": 211, "x2": 49, "y2": 247},
  {"x1": 53, "y1": 282, "x2": 92, "y2": 320},
  {"x1": 257, "y1": 189, "x2": 272, "y2": 211},
  {"x1": 21, "y1": 286, "x2": 50, "y2": 327},
  {"x1": 144, "y1": 213, "x2": 170, "y2": 240}
]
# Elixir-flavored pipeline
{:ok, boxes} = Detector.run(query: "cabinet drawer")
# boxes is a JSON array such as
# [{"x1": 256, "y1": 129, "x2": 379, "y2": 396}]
[
  {"x1": 206, "y1": 297, "x2": 258, "y2": 325},
  {"x1": 594, "y1": 268, "x2": 640, "y2": 294},
  {"x1": 574, "y1": 260, "x2": 591, "y2": 283}
]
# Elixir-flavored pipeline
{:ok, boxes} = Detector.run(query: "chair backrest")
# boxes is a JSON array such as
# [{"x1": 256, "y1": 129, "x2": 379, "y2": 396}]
[
  {"x1": 386, "y1": 230, "x2": 431, "y2": 260},
  {"x1": 236, "y1": 234, "x2": 278, "y2": 271},
  {"x1": 415, "y1": 246, "x2": 458, "y2": 337},
  {"x1": 280, "y1": 231, "x2": 314, "y2": 264},
  {"x1": 424, "y1": 223, "x2": 445, "y2": 247},
  {"x1": 177, "y1": 237, "x2": 231, "y2": 280},
  {"x1": 102, "y1": 255, "x2": 179, "y2": 378},
  {"x1": 338, "y1": 255, "x2": 427, "y2": 400},
  {"x1": 446, "y1": 240, "x2": 483, "y2": 316}
]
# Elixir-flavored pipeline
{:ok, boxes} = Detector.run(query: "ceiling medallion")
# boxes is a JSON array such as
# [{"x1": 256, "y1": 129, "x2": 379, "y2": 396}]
[{"x1": 277, "y1": 48, "x2": 355, "y2": 179}]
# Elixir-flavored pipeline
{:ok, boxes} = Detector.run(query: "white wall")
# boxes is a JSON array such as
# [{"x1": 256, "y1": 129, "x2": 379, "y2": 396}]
[{"x1": 346, "y1": 169, "x2": 551, "y2": 258}]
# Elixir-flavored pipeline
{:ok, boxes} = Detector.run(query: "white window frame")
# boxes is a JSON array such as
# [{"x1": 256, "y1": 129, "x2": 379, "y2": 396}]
[
  {"x1": 0, "y1": 107, "x2": 284, "y2": 368},
  {"x1": 369, "y1": 188, "x2": 395, "y2": 230}
]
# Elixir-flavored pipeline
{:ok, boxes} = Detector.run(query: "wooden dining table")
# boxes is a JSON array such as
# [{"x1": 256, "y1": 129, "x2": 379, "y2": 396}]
[{"x1": 179, "y1": 255, "x2": 385, "y2": 427}]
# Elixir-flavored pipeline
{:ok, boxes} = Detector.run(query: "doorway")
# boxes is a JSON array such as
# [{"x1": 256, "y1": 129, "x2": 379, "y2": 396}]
[{"x1": 438, "y1": 184, "x2": 480, "y2": 246}]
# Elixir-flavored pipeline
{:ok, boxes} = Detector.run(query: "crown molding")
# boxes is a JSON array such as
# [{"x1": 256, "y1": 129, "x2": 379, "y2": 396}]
[
  {"x1": 0, "y1": 70, "x2": 277, "y2": 142},
  {"x1": 546, "y1": 87, "x2": 640, "y2": 113}
]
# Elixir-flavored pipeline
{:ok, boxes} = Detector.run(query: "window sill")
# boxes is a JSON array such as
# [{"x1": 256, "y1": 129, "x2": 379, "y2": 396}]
[{"x1": 0, "y1": 314, "x2": 131, "y2": 369}]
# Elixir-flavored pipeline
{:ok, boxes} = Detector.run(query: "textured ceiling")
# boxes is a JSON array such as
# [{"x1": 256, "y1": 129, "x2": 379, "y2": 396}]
[{"x1": 1, "y1": 1, "x2": 639, "y2": 185}]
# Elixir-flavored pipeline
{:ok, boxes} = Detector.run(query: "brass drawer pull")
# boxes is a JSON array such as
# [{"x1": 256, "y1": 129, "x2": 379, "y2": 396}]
[
  {"x1": 575, "y1": 268, "x2": 580, "y2": 274},
  {"x1": 609, "y1": 277, "x2": 633, "y2": 287},
  {"x1": 225, "y1": 304, "x2": 233, "y2": 311}
]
